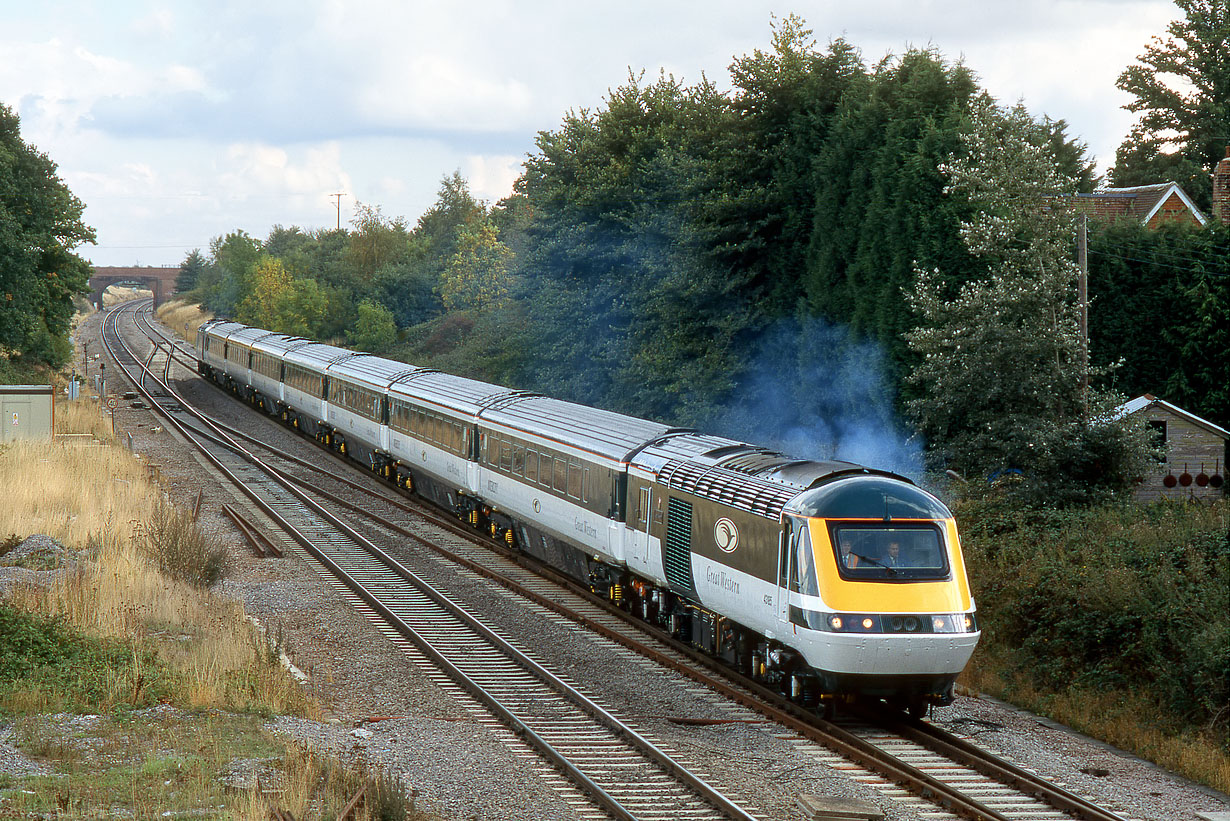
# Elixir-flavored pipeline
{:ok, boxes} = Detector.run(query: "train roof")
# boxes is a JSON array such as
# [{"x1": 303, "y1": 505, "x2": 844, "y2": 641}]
[
  {"x1": 249, "y1": 333, "x2": 309, "y2": 357},
  {"x1": 328, "y1": 354, "x2": 419, "y2": 390},
  {"x1": 633, "y1": 431, "x2": 897, "y2": 491},
  {"x1": 222, "y1": 326, "x2": 283, "y2": 348},
  {"x1": 388, "y1": 371, "x2": 516, "y2": 417},
  {"x1": 201, "y1": 320, "x2": 248, "y2": 340},
  {"x1": 480, "y1": 396, "x2": 679, "y2": 463},
  {"x1": 282, "y1": 341, "x2": 355, "y2": 370}
]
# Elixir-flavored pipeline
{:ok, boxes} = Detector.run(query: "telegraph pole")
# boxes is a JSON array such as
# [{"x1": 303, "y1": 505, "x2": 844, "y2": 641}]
[
  {"x1": 330, "y1": 192, "x2": 346, "y2": 230},
  {"x1": 1077, "y1": 213, "x2": 1089, "y2": 398}
]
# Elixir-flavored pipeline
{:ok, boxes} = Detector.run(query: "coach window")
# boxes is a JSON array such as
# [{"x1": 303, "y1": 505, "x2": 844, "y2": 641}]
[
  {"x1": 553, "y1": 455, "x2": 567, "y2": 494},
  {"x1": 512, "y1": 443, "x2": 525, "y2": 476},
  {"x1": 499, "y1": 439, "x2": 512, "y2": 472},
  {"x1": 539, "y1": 454, "x2": 553, "y2": 488},
  {"x1": 566, "y1": 457, "x2": 582, "y2": 500},
  {"x1": 524, "y1": 449, "x2": 538, "y2": 483}
]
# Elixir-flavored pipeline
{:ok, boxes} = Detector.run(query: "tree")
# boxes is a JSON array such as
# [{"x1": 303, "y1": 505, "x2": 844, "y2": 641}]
[
  {"x1": 1112, "y1": 0, "x2": 1230, "y2": 210},
  {"x1": 272, "y1": 278, "x2": 328, "y2": 338},
  {"x1": 235, "y1": 257, "x2": 292, "y2": 328},
  {"x1": 349, "y1": 299, "x2": 398, "y2": 353},
  {"x1": 439, "y1": 219, "x2": 512, "y2": 312},
  {"x1": 348, "y1": 202, "x2": 411, "y2": 276},
  {"x1": 176, "y1": 249, "x2": 208, "y2": 293},
  {"x1": 415, "y1": 172, "x2": 486, "y2": 268},
  {"x1": 0, "y1": 102, "x2": 95, "y2": 367},
  {"x1": 201, "y1": 230, "x2": 262, "y2": 316},
  {"x1": 906, "y1": 100, "x2": 1152, "y2": 503}
]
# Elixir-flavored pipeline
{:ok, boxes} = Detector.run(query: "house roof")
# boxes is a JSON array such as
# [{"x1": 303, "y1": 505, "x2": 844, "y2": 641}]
[
  {"x1": 1076, "y1": 183, "x2": 1208, "y2": 226},
  {"x1": 1114, "y1": 394, "x2": 1229, "y2": 439}
]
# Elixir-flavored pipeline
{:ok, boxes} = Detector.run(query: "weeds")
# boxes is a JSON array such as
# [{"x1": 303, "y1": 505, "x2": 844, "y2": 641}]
[{"x1": 135, "y1": 498, "x2": 228, "y2": 588}]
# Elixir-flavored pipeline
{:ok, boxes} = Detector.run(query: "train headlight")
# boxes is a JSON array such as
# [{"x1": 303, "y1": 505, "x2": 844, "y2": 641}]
[
  {"x1": 963, "y1": 614, "x2": 975, "y2": 631},
  {"x1": 861, "y1": 617, "x2": 874, "y2": 630},
  {"x1": 829, "y1": 616, "x2": 843, "y2": 630},
  {"x1": 933, "y1": 616, "x2": 946, "y2": 632}
]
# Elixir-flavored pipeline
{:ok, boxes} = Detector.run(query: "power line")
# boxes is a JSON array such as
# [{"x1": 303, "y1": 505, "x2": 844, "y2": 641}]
[{"x1": 1089, "y1": 247, "x2": 1229, "y2": 277}]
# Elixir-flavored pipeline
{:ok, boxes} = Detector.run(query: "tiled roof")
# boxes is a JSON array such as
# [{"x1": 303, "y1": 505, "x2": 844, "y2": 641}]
[{"x1": 1075, "y1": 183, "x2": 1207, "y2": 226}]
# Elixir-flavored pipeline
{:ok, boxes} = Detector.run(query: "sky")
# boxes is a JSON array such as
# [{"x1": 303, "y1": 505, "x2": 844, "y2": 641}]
[{"x1": 1, "y1": 0, "x2": 1181, "y2": 268}]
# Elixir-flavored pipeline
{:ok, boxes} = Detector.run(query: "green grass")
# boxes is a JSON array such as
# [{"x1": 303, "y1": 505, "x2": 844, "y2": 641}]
[
  {"x1": 0, "y1": 606, "x2": 179, "y2": 716},
  {"x1": 3, "y1": 710, "x2": 285, "y2": 818}
]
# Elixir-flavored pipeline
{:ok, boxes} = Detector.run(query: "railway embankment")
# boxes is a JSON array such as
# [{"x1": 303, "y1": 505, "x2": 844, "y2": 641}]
[
  {"x1": 0, "y1": 415, "x2": 416, "y2": 817},
  {"x1": 956, "y1": 492, "x2": 1230, "y2": 793}
]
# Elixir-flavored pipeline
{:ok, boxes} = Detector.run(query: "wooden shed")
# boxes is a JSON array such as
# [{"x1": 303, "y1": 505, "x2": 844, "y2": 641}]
[
  {"x1": 1116, "y1": 394, "x2": 1228, "y2": 503},
  {"x1": 0, "y1": 384, "x2": 54, "y2": 443}
]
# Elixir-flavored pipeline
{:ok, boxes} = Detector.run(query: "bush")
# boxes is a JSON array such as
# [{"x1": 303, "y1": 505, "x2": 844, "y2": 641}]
[
  {"x1": 959, "y1": 496, "x2": 1229, "y2": 738},
  {"x1": 135, "y1": 500, "x2": 227, "y2": 588}
]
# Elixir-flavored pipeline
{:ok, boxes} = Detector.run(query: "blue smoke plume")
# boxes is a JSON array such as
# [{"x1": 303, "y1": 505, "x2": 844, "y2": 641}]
[{"x1": 711, "y1": 317, "x2": 924, "y2": 478}]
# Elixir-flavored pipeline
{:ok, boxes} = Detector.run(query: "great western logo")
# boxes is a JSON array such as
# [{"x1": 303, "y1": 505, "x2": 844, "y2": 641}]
[{"x1": 713, "y1": 517, "x2": 739, "y2": 553}]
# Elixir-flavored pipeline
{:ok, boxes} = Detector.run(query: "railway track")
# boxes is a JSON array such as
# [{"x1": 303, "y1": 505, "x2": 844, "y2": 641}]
[
  {"x1": 105, "y1": 300, "x2": 1141, "y2": 821},
  {"x1": 103, "y1": 301, "x2": 765, "y2": 821}
]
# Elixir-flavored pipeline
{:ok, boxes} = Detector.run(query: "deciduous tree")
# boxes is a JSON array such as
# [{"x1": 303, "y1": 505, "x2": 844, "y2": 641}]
[
  {"x1": 0, "y1": 102, "x2": 94, "y2": 367},
  {"x1": 906, "y1": 100, "x2": 1152, "y2": 502},
  {"x1": 1112, "y1": 0, "x2": 1230, "y2": 210},
  {"x1": 439, "y1": 219, "x2": 512, "y2": 312},
  {"x1": 349, "y1": 299, "x2": 398, "y2": 353}
]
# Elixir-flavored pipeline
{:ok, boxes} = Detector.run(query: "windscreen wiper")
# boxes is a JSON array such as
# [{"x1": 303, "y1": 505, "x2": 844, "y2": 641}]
[{"x1": 852, "y1": 553, "x2": 897, "y2": 575}]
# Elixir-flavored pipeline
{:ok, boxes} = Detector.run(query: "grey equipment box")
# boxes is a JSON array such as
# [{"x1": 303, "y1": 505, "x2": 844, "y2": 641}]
[{"x1": 0, "y1": 385, "x2": 54, "y2": 443}]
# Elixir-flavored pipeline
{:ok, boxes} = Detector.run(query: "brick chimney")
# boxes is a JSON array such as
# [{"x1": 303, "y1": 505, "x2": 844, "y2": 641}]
[{"x1": 1215, "y1": 146, "x2": 1230, "y2": 223}]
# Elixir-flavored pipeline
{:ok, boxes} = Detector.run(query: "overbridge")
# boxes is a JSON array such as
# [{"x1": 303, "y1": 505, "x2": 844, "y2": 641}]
[{"x1": 89, "y1": 266, "x2": 180, "y2": 308}]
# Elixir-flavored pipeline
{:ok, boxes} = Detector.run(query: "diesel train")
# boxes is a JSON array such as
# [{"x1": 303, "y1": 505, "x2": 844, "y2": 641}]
[{"x1": 197, "y1": 319, "x2": 980, "y2": 715}]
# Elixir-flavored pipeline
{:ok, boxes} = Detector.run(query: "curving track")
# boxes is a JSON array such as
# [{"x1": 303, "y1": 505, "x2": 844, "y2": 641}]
[{"x1": 102, "y1": 300, "x2": 1143, "y2": 821}]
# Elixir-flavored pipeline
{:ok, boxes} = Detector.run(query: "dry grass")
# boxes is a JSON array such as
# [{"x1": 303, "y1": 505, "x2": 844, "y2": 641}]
[
  {"x1": 961, "y1": 657, "x2": 1230, "y2": 794},
  {"x1": 102, "y1": 285, "x2": 152, "y2": 307},
  {"x1": 156, "y1": 298, "x2": 212, "y2": 342},
  {"x1": 0, "y1": 439, "x2": 147, "y2": 550},
  {"x1": 51, "y1": 394, "x2": 113, "y2": 440},
  {"x1": 0, "y1": 437, "x2": 317, "y2": 717}
]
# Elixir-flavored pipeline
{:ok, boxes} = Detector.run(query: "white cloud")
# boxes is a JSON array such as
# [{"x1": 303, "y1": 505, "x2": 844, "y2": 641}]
[
  {"x1": 0, "y1": 0, "x2": 1185, "y2": 265},
  {"x1": 465, "y1": 155, "x2": 524, "y2": 204}
]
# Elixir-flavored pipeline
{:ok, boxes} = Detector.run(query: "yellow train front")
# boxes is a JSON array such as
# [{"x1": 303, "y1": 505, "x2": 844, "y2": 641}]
[{"x1": 775, "y1": 474, "x2": 979, "y2": 713}]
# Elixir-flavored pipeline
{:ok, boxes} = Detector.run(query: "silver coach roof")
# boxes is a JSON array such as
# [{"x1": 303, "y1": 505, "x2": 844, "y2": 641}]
[
  {"x1": 328, "y1": 354, "x2": 420, "y2": 391},
  {"x1": 481, "y1": 396, "x2": 679, "y2": 463},
  {"x1": 223, "y1": 326, "x2": 283, "y2": 348},
  {"x1": 250, "y1": 333, "x2": 310, "y2": 358},
  {"x1": 282, "y1": 341, "x2": 355, "y2": 371},
  {"x1": 202, "y1": 320, "x2": 248, "y2": 341},
  {"x1": 388, "y1": 371, "x2": 516, "y2": 418}
]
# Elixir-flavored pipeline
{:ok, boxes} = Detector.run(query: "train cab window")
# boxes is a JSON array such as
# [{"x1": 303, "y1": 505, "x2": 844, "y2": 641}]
[{"x1": 831, "y1": 525, "x2": 949, "y2": 580}]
